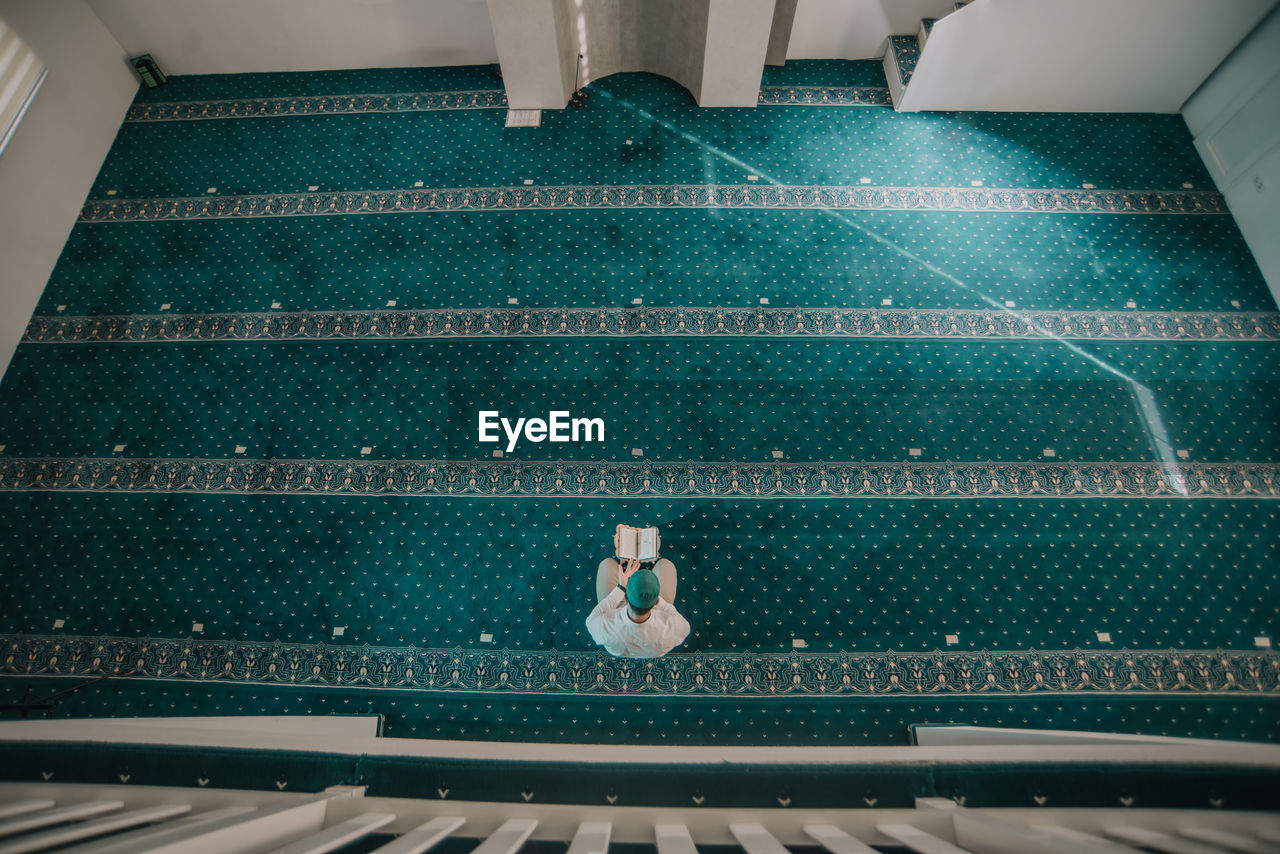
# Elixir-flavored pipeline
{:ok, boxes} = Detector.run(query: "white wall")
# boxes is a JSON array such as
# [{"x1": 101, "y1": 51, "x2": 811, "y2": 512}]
[
  {"x1": 85, "y1": 0, "x2": 498, "y2": 75},
  {"x1": 787, "y1": 0, "x2": 956, "y2": 60},
  {"x1": 1184, "y1": 5, "x2": 1280, "y2": 307},
  {"x1": 0, "y1": 0, "x2": 135, "y2": 378},
  {"x1": 899, "y1": 0, "x2": 1274, "y2": 113},
  {"x1": 552, "y1": 0, "x2": 709, "y2": 97},
  {"x1": 702, "y1": 0, "x2": 776, "y2": 106}
]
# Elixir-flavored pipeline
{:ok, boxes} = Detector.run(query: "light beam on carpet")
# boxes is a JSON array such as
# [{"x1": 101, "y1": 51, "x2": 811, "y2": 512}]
[{"x1": 594, "y1": 87, "x2": 1189, "y2": 494}]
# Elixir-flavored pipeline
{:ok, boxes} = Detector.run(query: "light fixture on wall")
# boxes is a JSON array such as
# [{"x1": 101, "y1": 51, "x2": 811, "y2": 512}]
[{"x1": 569, "y1": 53, "x2": 587, "y2": 109}]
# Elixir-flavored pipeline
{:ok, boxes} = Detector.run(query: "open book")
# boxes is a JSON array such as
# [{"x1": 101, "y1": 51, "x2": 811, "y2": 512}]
[{"x1": 616, "y1": 524, "x2": 660, "y2": 561}]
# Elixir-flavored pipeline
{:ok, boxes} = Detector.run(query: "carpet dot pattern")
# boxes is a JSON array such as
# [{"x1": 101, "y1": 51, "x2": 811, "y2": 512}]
[
  {"x1": 5, "y1": 676, "x2": 1278, "y2": 746},
  {"x1": 91, "y1": 75, "x2": 1216, "y2": 200},
  {"x1": 1, "y1": 62, "x2": 1277, "y2": 741},
  {"x1": 3, "y1": 341, "x2": 1280, "y2": 462},
  {"x1": 21, "y1": 307, "x2": 1280, "y2": 345},
  {"x1": 2, "y1": 496, "x2": 1277, "y2": 653},
  {"x1": 35, "y1": 211, "x2": 1270, "y2": 314}
]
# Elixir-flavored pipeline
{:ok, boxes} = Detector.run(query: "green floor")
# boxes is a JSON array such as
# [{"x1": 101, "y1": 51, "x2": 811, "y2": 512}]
[
  {"x1": 1, "y1": 62, "x2": 1278, "y2": 743},
  {"x1": 34, "y1": 212, "x2": 1272, "y2": 313}
]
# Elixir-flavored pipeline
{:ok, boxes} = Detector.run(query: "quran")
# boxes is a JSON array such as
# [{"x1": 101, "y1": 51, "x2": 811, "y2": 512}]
[{"x1": 616, "y1": 524, "x2": 660, "y2": 561}]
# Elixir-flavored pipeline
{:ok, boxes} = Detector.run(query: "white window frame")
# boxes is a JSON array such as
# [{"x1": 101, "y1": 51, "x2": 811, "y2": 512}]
[{"x1": 0, "y1": 17, "x2": 48, "y2": 158}]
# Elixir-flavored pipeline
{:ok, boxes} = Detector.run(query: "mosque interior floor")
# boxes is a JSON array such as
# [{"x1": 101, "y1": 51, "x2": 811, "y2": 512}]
[{"x1": 1, "y1": 61, "x2": 1277, "y2": 745}]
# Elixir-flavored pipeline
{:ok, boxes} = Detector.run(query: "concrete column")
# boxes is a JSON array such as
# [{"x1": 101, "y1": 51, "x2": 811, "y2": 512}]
[
  {"x1": 486, "y1": 0, "x2": 575, "y2": 109},
  {"x1": 699, "y1": 0, "x2": 776, "y2": 106},
  {"x1": 765, "y1": 0, "x2": 798, "y2": 65}
]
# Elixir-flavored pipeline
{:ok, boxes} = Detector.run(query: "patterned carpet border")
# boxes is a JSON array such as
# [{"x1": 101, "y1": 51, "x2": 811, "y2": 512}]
[
  {"x1": 890, "y1": 36, "x2": 921, "y2": 87},
  {"x1": 79, "y1": 185, "x2": 1228, "y2": 222},
  {"x1": 757, "y1": 86, "x2": 892, "y2": 107},
  {"x1": 3, "y1": 634, "x2": 1276, "y2": 696},
  {"x1": 122, "y1": 87, "x2": 889, "y2": 122},
  {"x1": 25, "y1": 308, "x2": 1280, "y2": 344},
  {"x1": 1, "y1": 459, "x2": 1276, "y2": 499},
  {"x1": 125, "y1": 90, "x2": 509, "y2": 122}
]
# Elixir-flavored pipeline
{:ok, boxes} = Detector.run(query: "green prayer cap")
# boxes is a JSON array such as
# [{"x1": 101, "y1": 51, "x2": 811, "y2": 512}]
[{"x1": 626, "y1": 568, "x2": 661, "y2": 610}]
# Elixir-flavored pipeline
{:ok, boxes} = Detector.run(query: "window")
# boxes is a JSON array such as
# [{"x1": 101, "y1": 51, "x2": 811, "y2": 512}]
[{"x1": 0, "y1": 17, "x2": 47, "y2": 158}]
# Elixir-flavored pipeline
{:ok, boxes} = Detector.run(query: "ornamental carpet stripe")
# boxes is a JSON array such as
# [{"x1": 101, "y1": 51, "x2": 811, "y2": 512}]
[
  {"x1": 125, "y1": 90, "x2": 510, "y2": 122},
  {"x1": 79, "y1": 185, "x2": 1229, "y2": 222},
  {"x1": 757, "y1": 86, "x2": 891, "y2": 107},
  {"x1": 3, "y1": 634, "x2": 1277, "y2": 697},
  {"x1": 3, "y1": 495, "x2": 1274, "y2": 654},
  {"x1": 121, "y1": 86, "x2": 890, "y2": 123},
  {"x1": 24, "y1": 308, "x2": 1280, "y2": 343},
  {"x1": 1, "y1": 458, "x2": 1277, "y2": 499},
  {"x1": 42, "y1": 212, "x2": 1269, "y2": 314},
  {"x1": 92, "y1": 75, "x2": 1218, "y2": 197},
  {"x1": 1, "y1": 64, "x2": 1277, "y2": 738}
]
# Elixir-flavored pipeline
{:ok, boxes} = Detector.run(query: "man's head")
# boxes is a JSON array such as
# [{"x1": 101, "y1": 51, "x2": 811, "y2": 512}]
[{"x1": 625, "y1": 567, "x2": 661, "y2": 617}]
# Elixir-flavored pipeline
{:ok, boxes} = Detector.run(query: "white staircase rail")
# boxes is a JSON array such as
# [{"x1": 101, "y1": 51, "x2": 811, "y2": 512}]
[
  {"x1": 70, "y1": 799, "x2": 326, "y2": 854},
  {"x1": 267, "y1": 812, "x2": 397, "y2": 854},
  {"x1": 1105, "y1": 826, "x2": 1235, "y2": 854},
  {"x1": 566, "y1": 821, "x2": 612, "y2": 854},
  {"x1": 655, "y1": 823, "x2": 698, "y2": 854},
  {"x1": 1177, "y1": 827, "x2": 1280, "y2": 854},
  {"x1": 0, "y1": 804, "x2": 191, "y2": 854},
  {"x1": 263, "y1": 814, "x2": 394, "y2": 854},
  {"x1": 3, "y1": 778, "x2": 1280, "y2": 853},
  {"x1": 730, "y1": 823, "x2": 789, "y2": 854},
  {"x1": 877, "y1": 823, "x2": 974, "y2": 853},
  {"x1": 56, "y1": 806, "x2": 259, "y2": 854},
  {"x1": 1030, "y1": 825, "x2": 1143, "y2": 853},
  {"x1": 471, "y1": 818, "x2": 538, "y2": 854},
  {"x1": 931, "y1": 803, "x2": 1134, "y2": 854},
  {"x1": 803, "y1": 823, "x2": 879, "y2": 854},
  {"x1": 0, "y1": 802, "x2": 123, "y2": 839},
  {"x1": 0, "y1": 806, "x2": 52, "y2": 823},
  {"x1": 369, "y1": 816, "x2": 466, "y2": 854}
]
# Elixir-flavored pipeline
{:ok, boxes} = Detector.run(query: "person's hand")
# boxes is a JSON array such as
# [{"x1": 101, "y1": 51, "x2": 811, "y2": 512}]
[{"x1": 618, "y1": 558, "x2": 641, "y2": 586}]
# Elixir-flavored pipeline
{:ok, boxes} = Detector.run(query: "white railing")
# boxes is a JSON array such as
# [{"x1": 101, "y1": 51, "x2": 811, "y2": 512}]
[
  {"x1": 2, "y1": 718, "x2": 1279, "y2": 852},
  {"x1": 2, "y1": 784, "x2": 1280, "y2": 854}
]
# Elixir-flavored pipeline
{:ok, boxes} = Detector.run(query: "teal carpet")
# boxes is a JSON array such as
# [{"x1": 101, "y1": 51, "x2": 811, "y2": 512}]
[
  {"x1": 2, "y1": 493, "x2": 1278, "y2": 651},
  {"x1": 761, "y1": 59, "x2": 890, "y2": 88},
  {"x1": 97, "y1": 75, "x2": 1212, "y2": 196},
  {"x1": 3, "y1": 677, "x2": 1279, "y2": 746},
  {"x1": 2, "y1": 341, "x2": 1279, "y2": 459},
  {"x1": 1, "y1": 61, "x2": 1278, "y2": 743},
  {"x1": 36, "y1": 212, "x2": 1271, "y2": 314}
]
